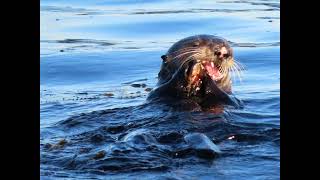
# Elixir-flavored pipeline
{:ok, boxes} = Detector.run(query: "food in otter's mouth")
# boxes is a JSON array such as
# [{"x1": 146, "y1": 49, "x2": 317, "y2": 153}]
[
  {"x1": 190, "y1": 61, "x2": 223, "y2": 83},
  {"x1": 201, "y1": 61, "x2": 223, "y2": 81},
  {"x1": 188, "y1": 60, "x2": 224, "y2": 93}
]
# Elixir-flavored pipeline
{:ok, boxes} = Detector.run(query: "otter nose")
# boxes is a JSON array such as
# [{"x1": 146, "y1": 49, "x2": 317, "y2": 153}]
[{"x1": 215, "y1": 47, "x2": 229, "y2": 59}]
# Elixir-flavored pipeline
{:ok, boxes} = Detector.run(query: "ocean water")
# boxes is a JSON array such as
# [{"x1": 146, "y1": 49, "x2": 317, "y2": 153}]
[{"x1": 40, "y1": 0, "x2": 280, "y2": 179}]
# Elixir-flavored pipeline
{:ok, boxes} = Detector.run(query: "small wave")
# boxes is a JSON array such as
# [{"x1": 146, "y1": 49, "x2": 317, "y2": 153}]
[
  {"x1": 41, "y1": 5, "x2": 102, "y2": 15},
  {"x1": 130, "y1": 8, "x2": 279, "y2": 15},
  {"x1": 229, "y1": 41, "x2": 280, "y2": 47}
]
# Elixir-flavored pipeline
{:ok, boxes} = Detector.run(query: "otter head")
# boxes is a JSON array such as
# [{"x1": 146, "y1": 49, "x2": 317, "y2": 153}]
[{"x1": 157, "y1": 35, "x2": 243, "y2": 105}]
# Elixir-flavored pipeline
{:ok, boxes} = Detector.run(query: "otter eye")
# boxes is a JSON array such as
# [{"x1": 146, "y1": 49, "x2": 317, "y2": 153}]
[
  {"x1": 223, "y1": 54, "x2": 230, "y2": 58},
  {"x1": 215, "y1": 52, "x2": 221, "y2": 56},
  {"x1": 192, "y1": 42, "x2": 200, "y2": 47}
]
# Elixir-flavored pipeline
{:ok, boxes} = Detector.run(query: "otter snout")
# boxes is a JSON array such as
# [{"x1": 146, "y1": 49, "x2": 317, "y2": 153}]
[{"x1": 214, "y1": 46, "x2": 229, "y2": 59}]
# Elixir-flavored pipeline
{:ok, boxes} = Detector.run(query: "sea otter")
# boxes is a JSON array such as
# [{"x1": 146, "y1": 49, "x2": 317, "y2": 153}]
[{"x1": 147, "y1": 35, "x2": 243, "y2": 110}]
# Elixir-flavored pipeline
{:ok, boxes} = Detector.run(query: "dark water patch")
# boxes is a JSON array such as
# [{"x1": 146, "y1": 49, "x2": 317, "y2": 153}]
[
  {"x1": 257, "y1": 16, "x2": 280, "y2": 20},
  {"x1": 105, "y1": 125, "x2": 126, "y2": 134},
  {"x1": 102, "y1": 93, "x2": 114, "y2": 97},
  {"x1": 85, "y1": 157, "x2": 170, "y2": 173},
  {"x1": 41, "y1": 86, "x2": 151, "y2": 104},
  {"x1": 251, "y1": 2, "x2": 280, "y2": 9},
  {"x1": 122, "y1": 78, "x2": 148, "y2": 85},
  {"x1": 122, "y1": 47, "x2": 142, "y2": 49},
  {"x1": 237, "y1": 93, "x2": 279, "y2": 110},
  {"x1": 56, "y1": 39, "x2": 116, "y2": 46},
  {"x1": 226, "y1": 132, "x2": 275, "y2": 144},
  {"x1": 41, "y1": 39, "x2": 121, "y2": 54},
  {"x1": 131, "y1": 83, "x2": 147, "y2": 88},
  {"x1": 41, "y1": 99, "x2": 279, "y2": 176},
  {"x1": 156, "y1": 131, "x2": 184, "y2": 144},
  {"x1": 75, "y1": 92, "x2": 88, "y2": 95},
  {"x1": 68, "y1": 130, "x2": 116, "y2": 144},
  {"x1": 203, "y1": 121, "x2": 279, "y2": 144},
  {"x1": 54, "y1": 104, "x2": 168, "y2": 135}
]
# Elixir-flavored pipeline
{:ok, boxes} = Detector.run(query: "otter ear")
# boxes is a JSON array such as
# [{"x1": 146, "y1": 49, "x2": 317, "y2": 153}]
[{"x1": 161, "y1": 55, "x2": 168, "y2": 62}]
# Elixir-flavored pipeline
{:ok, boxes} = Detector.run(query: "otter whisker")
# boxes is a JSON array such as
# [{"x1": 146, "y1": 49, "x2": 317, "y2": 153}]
[
  {"x1": 234, "y1": 63, "x2": 243, "y2": 75},
  {"x1": 229, "y1": 65, "x2": 241, "y2": 83},
  {"x1": 231, "y1": 62, "x2": 240, "y2": 72},
  {"x1": 221, "y1": 66, "x2": 226, "y2": 75},
  {"x1": 171, "y1": 49, "x2": 198, "y2": 59},
  {"x1": 231, "y1": 67, "x2": 237, "y2": 82},
  {"x1": 169, "y1": 51, "x2": 203, "y2": 67},
  {"x1": 171, "y1": 50, "x2": 201, "y2": 60},
  {"x1": 234, "y1": 65, "x2": 242, "y2": 82},
  {"x1": 179, "y1": 51, "x2": 200, "y2": 59},
  {"x1": 173, "y1": 50, "x2": 198, "y2": 57},
  {"x1": 182, "y1": 52, "x2": 200, "y2": 64},
  {"x1": 230, "y1": 60, "x2": 242, "y2": 74},
  {"x1": 233, "y1": 62, "x2": 244, "y2": 77},
  {"x1": 221, "y1": 62, "x2": 228, "y2": 75},
  {"x1": 233, "y1": 59, "x2": 245, "y2": 71},
  {"x1": 173, "y1": 46, "x2": 199, "y2": 52},
  {"x1": 229, "y1": 66, "x2": 235, "y2": 82},
  {"x1": 232, "y1": 66, "x2": 239, "y2": 80},
  {"x1": 230, "y1": 66, "x2": 237, "y2": 82},
  {"x1": 175, "y1": 53, "x2": 201, "y2": 72},
  {"x1": 170, "y1": 47, "x2": 200, "y2": 56},
  {"x1": 230, "y1": 58, "x2": 243, "y2": 71}
]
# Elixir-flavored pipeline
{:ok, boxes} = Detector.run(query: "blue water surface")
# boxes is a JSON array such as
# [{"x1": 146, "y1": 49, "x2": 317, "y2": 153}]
[{"x1": 40, "y1": 0, "x2": 279, "y2": 179}]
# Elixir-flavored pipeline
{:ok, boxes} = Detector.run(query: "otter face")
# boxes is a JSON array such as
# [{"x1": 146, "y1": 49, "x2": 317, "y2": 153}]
[{"x1": 159, "y1": 35, "x2": 243, "y2": 96}]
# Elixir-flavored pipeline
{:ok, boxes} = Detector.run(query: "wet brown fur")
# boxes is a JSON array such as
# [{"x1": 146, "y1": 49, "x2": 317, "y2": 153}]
[{"x1": 158, "y1": 35, "x2": 235, "y2": 94}]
